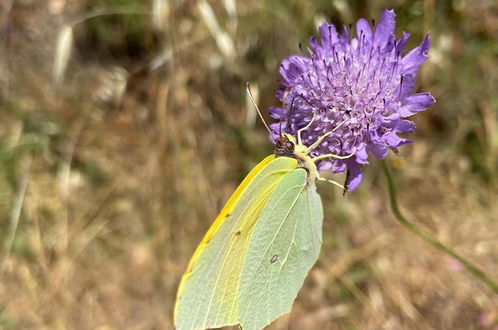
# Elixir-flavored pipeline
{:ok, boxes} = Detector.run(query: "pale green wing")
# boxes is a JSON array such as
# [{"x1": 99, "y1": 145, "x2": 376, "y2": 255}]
[
  {"x1": 174, "y1": 156, "x2": 298, "y2": 330},
  {"x1": 238, "y1": 167, "x2": 323, "y2": 330}
]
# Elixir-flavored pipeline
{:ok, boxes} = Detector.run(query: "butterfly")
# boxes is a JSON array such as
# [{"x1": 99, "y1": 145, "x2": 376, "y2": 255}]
[{"x1": 174, "y1": 83, "x2": 350, "y2": 330}]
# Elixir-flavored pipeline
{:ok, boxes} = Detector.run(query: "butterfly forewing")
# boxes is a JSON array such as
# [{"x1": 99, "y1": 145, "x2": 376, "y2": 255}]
[{"x1": 174, "y1": 156, "x2": 298, "y2": 330}]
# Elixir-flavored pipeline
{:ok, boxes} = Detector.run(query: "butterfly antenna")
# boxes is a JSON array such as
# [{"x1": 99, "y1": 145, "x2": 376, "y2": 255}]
[
  {"x1": 278, "y1": 111, "x2": 284, "y2": 137},
  {"x1": 246, "y1": 82, "x2": 271, "y2": 134},
  {"x1": 295, "y1": 94, "x2": 320, "y2": 111},
  {"x1": 286, "y1": 94, "x2": 322, "y2": 132},
  {"x1": 284, "y1": 95, "x2": 302, "y2": 133},
  {"x1": 277, "y1": 89, "x2": 291, "y2": 136}
]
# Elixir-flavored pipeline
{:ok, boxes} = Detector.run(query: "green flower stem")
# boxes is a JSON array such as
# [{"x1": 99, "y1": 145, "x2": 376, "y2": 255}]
[{"x1": 381, "y1": 160, "x2": 498, "y2": 294}]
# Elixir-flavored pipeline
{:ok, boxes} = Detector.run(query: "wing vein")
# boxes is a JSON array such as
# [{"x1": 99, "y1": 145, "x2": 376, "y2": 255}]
[
  {"x1": 279, "y1": 189, "x2": 301, "y2": 268},
  {"x1": 193, "y1": 169, "x2": 290, "y2": 327},
  {"x1": 220, "y1": 185, "x2": 274, "y2": 323},
  {"x1": 177, "y1": 157, "x2": 300, "y2": 329},
  {"x1": 206, "y1": 182, "x2": 276, "y2": 326},
  {"x1": 242, "y1": 180, "x2": 305, "y2": 311}
]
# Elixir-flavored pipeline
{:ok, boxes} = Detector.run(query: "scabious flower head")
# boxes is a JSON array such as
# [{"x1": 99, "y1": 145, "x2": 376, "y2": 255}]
[{"x1": 270, "y1": 9, "x2": 435, "y2": 191}]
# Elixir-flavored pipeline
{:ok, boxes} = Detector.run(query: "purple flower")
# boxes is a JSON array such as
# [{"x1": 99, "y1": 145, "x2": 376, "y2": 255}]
[{"x1": 270, "y1": 9, "x2": 435, "y2": 191}]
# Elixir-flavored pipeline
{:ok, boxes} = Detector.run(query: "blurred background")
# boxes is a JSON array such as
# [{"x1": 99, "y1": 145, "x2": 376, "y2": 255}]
[{"x1": 1, "y1": 0, "x2": 497, "y2": 329}]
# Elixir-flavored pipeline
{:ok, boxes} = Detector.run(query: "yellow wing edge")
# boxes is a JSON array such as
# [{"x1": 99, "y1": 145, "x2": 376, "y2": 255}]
[{"x1": 174, "y1": 154, "x2": 276, "y2": 316}]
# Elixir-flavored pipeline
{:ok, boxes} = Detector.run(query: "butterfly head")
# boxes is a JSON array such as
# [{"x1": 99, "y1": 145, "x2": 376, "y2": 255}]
[
  {"x1": 274, "y1": 134, "x2": 295, "y2": 158},
  {"x1": 275, "y1": 133, "x2": 310, "y2": 158}
]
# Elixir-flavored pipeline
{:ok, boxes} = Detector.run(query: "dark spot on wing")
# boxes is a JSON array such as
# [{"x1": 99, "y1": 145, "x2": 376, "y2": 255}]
[
  {"x1": 235, "y1": 230, "x2": 241, "y2": 236},
  {"x1": 225, "y1": 213, "x2": 230, "y2": 218},
  {"x1": 270, "y1": 254, "x2": 278, "y2": 264}
]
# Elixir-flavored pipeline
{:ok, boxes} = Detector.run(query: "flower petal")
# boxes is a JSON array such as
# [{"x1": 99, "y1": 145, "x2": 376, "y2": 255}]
[
  {"x1": 340, "y1": 24, "x2": 350, "y2": 44},
  {"x1": 269, "y1": 122, "x2": 281, "y2": 141},
  {"x1": 385, "y1": 34, "x2": 397, "y2": 52},
  {"x1": 388, "y1": 119, "x2": 416, "y2": 133},
  {"x1": 398, "y1": 74, "x2": 415, "y2": 100},
  {"x1": 269, "y1": 106, "x2": 285, "y2": 119},
  {"x1": 400, "y1": 92, "x2": 435, "y2": 116},
  {"x1": 279, "y1": 56, "x2": 308, "y2": 84},
  {"x1": 355, "y1": 144, "x2": 369, "y2": 164},
  {"x1": 396, "y1": 32, "x2": 411, "y2": 53},
  {"x1": 318, "y1": 160, "x2": 332, "y2": 171},
  {"x1": 319, "y1": 23, "x2": 339, "y2": 48},
  {"x1": 332, "y1": 160, "x2": 347, "y2": 173},
  {"x1": 384, "y1": 130, "x2": 412, "y2": 148},
  {"x1": 346, "y1": 161, "x2": 363, "y2": 192},
  {"x1": 401, "y1": 34, "x2": 430, "y2": 76},
  {"x1": 356, "y1": 18, "x2": 372, "y2": 43},
  {"x1": 374, "y1": 9, "x2": 395, "y2": 48},
  {"x1": 371, "y1": 143, "x2": 388, "y2": 158}
]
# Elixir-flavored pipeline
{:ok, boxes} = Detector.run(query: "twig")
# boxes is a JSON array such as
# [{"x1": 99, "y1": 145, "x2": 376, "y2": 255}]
[{"x1": 381, "y1": 159, "x2": 498, "y2": 294}]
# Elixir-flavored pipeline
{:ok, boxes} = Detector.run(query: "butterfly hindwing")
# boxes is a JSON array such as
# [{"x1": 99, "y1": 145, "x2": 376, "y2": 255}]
[{"x1": 238, "y1": 167, "x2": 323, "y2": 330}]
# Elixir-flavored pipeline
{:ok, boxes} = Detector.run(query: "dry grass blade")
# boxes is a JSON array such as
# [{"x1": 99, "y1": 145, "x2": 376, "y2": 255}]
[
  {"x1": 223, "y1": 0, "x2": 237, "y2": 34},
  {"x1": 151, "y1": 0, "x2": 169, "y2": 31},
  {"x1": 53, "y1": 25, "x2": 73, "y2": 86},
  {"x1": 0, "y1": 157, "x2": 31, "y2": 278},
  {"x1": 322, "y1": 232, "x2": 393, "y2": 281},
  {"x1": 245, "y1": 82, "x2": 259, "y2": 127},
  {"x1": 197, "y1": 0, "x2": 235, "y2": 60}
]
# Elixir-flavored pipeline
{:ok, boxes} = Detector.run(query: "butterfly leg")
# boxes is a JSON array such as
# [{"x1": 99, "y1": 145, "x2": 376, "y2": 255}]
[
  {"x1": 305, "y1": 131, "x2": 333, "y2": 153},
  {"x1": 297, "y1": 114, "x2": 316, "y2": 145},
  {"x1": 305, "y1": 119, "x2": 349, "y2": 153},
  {"x1": 316, "y1": 173, "x2": 344, "y2": 190},
  {"x1": 312, "y1": 152, "x2": 354, "y2": 162}
]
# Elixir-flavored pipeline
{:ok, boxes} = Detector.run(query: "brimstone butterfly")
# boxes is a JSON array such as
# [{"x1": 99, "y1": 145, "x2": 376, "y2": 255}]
[{"x1": 174, "y1": 84, "x2": 350, "y2": 330}]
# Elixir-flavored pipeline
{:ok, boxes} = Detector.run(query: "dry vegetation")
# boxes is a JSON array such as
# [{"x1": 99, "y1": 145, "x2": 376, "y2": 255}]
[{"x1": 1, "y1": 0, "x2": 497, "y2": 329}]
